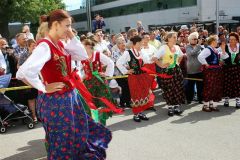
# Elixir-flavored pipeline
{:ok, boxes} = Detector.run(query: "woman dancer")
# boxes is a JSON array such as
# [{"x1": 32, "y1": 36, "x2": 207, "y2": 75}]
[
  {"x1": 153, "y1": 32, "x2": 185, "y2": 116},
  {"x1": 16, "y1": 9, "x2": 111, "y2": 160},
  {"x1": 221, "y1": 32, "x2": 240, "y2": 108},
  {"x1": 198, "y1": 35, "x2": 229, "y2": 112},
  {"x1": 117, "y1": 35, "x2": 155, "y2": 122},
  {"x1": 81, "y1": 38, "x2": 115, "y2": 125}
]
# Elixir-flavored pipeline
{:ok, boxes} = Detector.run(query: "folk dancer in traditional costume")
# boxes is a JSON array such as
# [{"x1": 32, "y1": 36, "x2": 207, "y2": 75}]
[
  {"x1": 16, "y1": 9, "x2": 112, "y2": 160},
  {"x1": 152, "y1": 32, "x2": 185, "y2": 116},
  {"x1": 81, "y1": 38, "x2": 116, "y2": 125},
  {"x1": 221, "y1": 32, "x2": 240, "y2": 108},
  {"x1": 117, "y1": 35, "x2": 155, "y2": 122},
  {"x1": 198, "y1": 35, "x2": 229, "y2": 112}
]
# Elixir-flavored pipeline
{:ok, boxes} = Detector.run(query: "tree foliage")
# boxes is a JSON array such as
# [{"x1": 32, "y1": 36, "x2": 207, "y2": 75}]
[{"x1": 0, "y1": 0, "x2": 65, "y2": 38}]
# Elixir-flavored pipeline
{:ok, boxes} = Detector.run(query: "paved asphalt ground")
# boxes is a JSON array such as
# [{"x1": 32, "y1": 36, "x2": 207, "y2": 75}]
[{"x1": 1, "y1": 89, "x2": 240, "y2": 160}]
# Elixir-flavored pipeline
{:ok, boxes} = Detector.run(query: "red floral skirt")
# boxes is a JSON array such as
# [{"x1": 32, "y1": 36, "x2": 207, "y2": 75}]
[{"x1": 128, "y1": 73, "x2": 155, "y2": 114}]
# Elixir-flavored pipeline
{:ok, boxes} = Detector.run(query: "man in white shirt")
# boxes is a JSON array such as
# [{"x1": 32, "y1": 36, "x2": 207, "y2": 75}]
[
  {"x1": 22, "y1": 25, "x2": 34, "y2": 40},
  {"x1": 93, "y1": 29, "x2": 111, "y2": 57},
  {"x1": 0, "y1": 50, "x2": 6, "y2": 75}
]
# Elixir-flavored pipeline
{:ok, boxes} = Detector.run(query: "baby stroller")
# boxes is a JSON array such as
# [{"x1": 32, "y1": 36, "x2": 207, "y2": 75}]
[{"x1": 0, "y1": 74, "x2": 35, "y2": 133}]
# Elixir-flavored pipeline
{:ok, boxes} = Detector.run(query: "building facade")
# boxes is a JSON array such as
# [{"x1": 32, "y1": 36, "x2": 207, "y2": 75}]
[{"x1": 70, "y1": 0, "x2": 240, "y2": 33}]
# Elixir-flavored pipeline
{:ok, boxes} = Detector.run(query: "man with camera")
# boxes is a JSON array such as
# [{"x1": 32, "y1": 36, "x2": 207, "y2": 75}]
[
  {"x1": 92, "y1": 14, "x2": 106, "y2": 32},
  {"x1": 0, "y1": 38, "x2": 17, "y2": 77}
]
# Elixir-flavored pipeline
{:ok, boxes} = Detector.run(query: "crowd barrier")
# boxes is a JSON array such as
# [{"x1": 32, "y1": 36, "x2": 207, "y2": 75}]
[{"x1": 0, "y1": 75, "x2": 203, "y2": 92}]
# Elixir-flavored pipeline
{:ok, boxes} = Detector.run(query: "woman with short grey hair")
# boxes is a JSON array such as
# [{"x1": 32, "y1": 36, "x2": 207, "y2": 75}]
[{"x1": 186, "y1": 32, "x2": 203, "y2": 104}]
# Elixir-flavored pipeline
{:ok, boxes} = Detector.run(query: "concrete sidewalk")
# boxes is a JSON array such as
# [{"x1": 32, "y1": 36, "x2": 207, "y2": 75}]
[{"x1": 1, "y1": 91, "x2": 240, "y2": 160}]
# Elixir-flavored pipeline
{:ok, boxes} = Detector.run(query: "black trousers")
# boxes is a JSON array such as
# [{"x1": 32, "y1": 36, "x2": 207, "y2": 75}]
[
  {"x1": 116, "y1": 78, "x2": 131, "y2": 107},
  {"x1": 186, "y1": 73, "x2": 203, "y2": 102}
]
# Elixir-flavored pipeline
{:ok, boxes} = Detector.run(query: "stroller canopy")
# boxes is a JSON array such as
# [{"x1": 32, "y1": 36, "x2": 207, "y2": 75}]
[{"x1": 0, "y1": 74, "x2": 12, "y2": 89}]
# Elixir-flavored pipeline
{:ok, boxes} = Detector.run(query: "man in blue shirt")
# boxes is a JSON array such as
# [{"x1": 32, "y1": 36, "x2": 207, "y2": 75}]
[{"x1": 92, "y1": 14, "x2": 106, "y2": 32}]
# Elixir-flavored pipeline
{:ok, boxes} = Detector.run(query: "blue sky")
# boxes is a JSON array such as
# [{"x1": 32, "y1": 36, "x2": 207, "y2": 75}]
[{"x1": 63, "y1": 0, "x2": 84, "y2": 11}]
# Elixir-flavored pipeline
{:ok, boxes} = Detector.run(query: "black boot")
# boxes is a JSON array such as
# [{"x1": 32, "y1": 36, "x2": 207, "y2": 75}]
[
  {"x1": 236, "y1": 103, "x2": 240, "y2": 109},
  {"x1": 174, "y1": 105, "x2": 183, "y2": 115},
  {"x1": 138, "y1": 113, "x2": 149, "y2": 121},
  {"x1": 168, "y1": 107, "x2": 174, "y2": 116},
  {"x1": 224, "y1": 101, "x2": 229, "y2": 107},
  {"x1": 133, "y1": 114, "x2": 141, "y2": 122}
]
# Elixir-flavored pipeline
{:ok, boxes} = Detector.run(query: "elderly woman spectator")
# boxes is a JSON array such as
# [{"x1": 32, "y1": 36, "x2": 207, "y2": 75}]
[
  {"x1": 185, "y1": 32, "x2": 204, "y2": 104},
  {"x1": 112, "y1": 37, "x2": 131, "y2": 109}
]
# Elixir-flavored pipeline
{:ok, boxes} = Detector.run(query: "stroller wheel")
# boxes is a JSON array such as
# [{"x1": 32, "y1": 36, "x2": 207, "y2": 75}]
[
  {"x1": 0, "y1": 126, "x2": 7, "y2": 133},
  {"x1": 27, "y1": 122, "x2": 34, "y2": 129}
]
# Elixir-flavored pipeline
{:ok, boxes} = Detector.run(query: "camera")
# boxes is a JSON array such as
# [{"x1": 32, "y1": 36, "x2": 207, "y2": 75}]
[{"x1": 6, "y1": 46, "x2": 13, "y2": 49}]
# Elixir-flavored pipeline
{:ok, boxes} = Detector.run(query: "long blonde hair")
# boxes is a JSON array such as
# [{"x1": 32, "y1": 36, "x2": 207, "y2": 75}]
[{"x1": 36, "y1": 22, "x2": 49, "y2": 41}]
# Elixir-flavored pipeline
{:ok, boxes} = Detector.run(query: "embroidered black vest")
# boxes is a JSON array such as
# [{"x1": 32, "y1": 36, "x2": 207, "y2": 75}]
[
  {"x1": 224, "y1": 45, "x2": 240, "y2": 66},
  {"x1": 128, "y1": 50, "x2": 143, "y2": 75},
  {"x1": 206, "y1": 47, "x2": 219, "y2": 65}
]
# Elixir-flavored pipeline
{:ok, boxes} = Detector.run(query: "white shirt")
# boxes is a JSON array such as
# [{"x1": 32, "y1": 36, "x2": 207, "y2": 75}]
[
  {"x1": 26, "y1": 32, "x2": 34, "y2": 40},
  {"x1": 141, "y1": 44, "x2": 157, "y2": 64},
  {"x1": 72, "y1": 60, "x2": 84, "y2": 79},
  {"x1": 80, "y1": 51, "x2": 114, "y2": 78},
  {"x1": 111, "y1": 44, "x2": 119, "y2": 53},
  {"x1": 94, "y1": 40, "x2": 111, "y2": 53},
  {"x1": 0, "y1": 50, "x2": 7, "y2": 73},
  {"x1": 198, "y1": 46, "x2": 229, "y2": 65},
  {"x1": 116, "y1": 49, "x2": 142, "y2": 75},
  {"x1": 226, "y1": 43, "x2": 239, "y2": 54},
  {"x1": 16, "y1": 37, "x2": 88, "y2": 93},
  {"x1": 111, "y1": 49, "x2": 126, "y2": 76}
]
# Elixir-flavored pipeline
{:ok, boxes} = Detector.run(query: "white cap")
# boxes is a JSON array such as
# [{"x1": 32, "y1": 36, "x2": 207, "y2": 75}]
[
  {"x1": 109, "y1": 79, "x2": 119, "y2": 88},
  {"x1": 181, "y1": 25, "x2": 188, "y2": 30}
]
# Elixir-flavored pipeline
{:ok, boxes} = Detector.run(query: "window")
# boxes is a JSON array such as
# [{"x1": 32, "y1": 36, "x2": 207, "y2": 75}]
[
  {"x1": 74, "y1": 0, "x2": 197, "y2": 22},
  {"x1": 72, "y1": 13, "x2": 87, "y2": 22},
  {"x1": 92, "y1": 0, "x2": 197, "y2": 18},
  {"x1": 91, "y1": 0, "x2": 118, "y2": 6}
]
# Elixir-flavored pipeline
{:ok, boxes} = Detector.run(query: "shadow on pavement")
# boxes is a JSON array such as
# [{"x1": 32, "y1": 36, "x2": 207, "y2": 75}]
[
  {"x1": 2, "y1": 139, "x2": 46, "y2": 160},
  {"x1": 171, "y1": 105, "x2": 237, "y2": 124},
  {"x1": 108, "y1": 104, "x2": 170, "y2": 132}
]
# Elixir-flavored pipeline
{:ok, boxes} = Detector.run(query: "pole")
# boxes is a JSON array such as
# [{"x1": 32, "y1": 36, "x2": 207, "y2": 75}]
[
  {"x1": 216, "y1": 0, "x2": 220, "y2": 35},
  {"x1": 86, "y1": 0, "x2": 92, "y2": 32}
]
